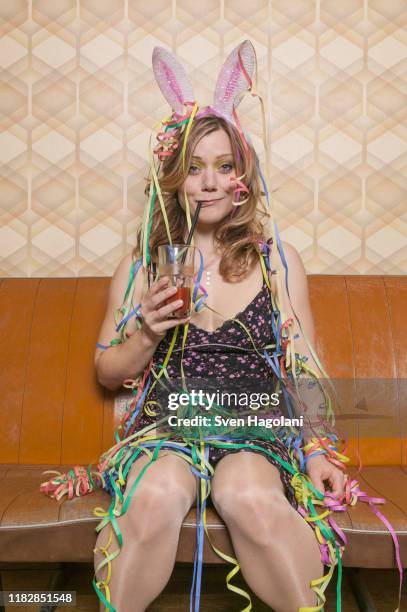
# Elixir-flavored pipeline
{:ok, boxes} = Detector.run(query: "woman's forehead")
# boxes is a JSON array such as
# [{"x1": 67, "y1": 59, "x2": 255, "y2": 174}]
[{"x1": 192, "y1": 129, "x2": 232, "y2": 158}]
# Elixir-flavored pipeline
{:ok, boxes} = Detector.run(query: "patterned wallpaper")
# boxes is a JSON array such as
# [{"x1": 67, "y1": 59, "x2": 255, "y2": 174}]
[{"x1": 1, "y1": 0, "x2": 406, "y2": 277}]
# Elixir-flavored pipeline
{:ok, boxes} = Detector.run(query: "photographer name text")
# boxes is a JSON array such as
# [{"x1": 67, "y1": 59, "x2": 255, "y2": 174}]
[{"x1": 167, "y1": 415, "x2": 304, "y2": 428}]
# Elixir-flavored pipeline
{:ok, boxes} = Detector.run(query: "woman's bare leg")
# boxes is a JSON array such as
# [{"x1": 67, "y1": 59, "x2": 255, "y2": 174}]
[
  {"x1": 94, "y1": 451, "x2": 198, "y2": 612},
  {"x1": 211, "y1": 451, "x2": 323, "y2": 612}
]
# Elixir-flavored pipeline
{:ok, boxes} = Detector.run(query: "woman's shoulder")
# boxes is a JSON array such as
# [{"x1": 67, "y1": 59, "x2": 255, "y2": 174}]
[
  {"x1": 267, "y1": 239, "x2": 307, "y2": 294},
  {"x1": 113, "y1": 251, "x2": 137, "y2": 285},
  {"x1": 265, "y1": 238, "x2": 304, "y2": 271},
  {"x1": 110, "y1": 250, "x2": 146, "y2": 305},
  {"x1": 281, "y1": 241, "x2": 305, "y2": 269}
]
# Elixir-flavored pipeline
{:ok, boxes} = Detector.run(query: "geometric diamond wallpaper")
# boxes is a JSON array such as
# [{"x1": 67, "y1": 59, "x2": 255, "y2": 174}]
[{"x1": 1, "y1": 0, "x2": 406, "y2": 276}]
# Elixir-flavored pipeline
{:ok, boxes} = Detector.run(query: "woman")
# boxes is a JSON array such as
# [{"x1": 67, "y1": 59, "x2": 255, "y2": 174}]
[
  {"x1": 42, "y1": 41, "x2": 393, "y2": 612},
  {"x1": 92, "y1": 103, "x2": 347, "y2": 611}
]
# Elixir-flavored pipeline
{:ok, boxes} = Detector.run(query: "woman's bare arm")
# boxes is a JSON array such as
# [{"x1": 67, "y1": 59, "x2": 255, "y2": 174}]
[
  {"x1": 276, "y1": 243, "x2": 346, "y2": 493},
  {"x1": 94, "y1": 254, "x2": 159, "y2": 391},
  {"x1": 274, "y1": 242, "x2": 321, "y2": 373},
  {"x1": 272, "y1": 242, "x2": 327, "y2": 438},
  {"x1": 95, "y1": 253, "x2": 190, "y2": 392}
]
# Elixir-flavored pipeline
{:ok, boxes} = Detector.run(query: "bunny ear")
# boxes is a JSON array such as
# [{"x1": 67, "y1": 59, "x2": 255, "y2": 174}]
[
  {"x1": 212, "y1": 40, "x2": 256, "y2": 121},
  {"x1": 152, "y1": 47, "x2": 195, "y2": 115}
]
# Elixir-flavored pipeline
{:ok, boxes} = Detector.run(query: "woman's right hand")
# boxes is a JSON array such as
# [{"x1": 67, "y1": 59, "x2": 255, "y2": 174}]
[{"x1": 139, "y1": 276, "x2": 190, "y2": 345}]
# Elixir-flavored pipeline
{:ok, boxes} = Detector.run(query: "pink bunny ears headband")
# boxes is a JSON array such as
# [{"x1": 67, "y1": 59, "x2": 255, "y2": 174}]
[
  {"x1": 151, "y1": 40, "x2": 257, "y2": 161},
  {"x1": 152, "y1": 39, "x2": 256, "y2": 123}
]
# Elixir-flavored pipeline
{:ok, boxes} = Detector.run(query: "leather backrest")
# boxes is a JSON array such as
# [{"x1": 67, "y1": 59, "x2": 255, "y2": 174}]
[
  {"x1": 308, "y1": 276, "x2": 407, "y2": 465},
  {"x1": 0, "y1": 278, "x2": 112, "y2": 465},
  {"x1": 0, "y1": 276, "x2": 405, "y2": 466}
]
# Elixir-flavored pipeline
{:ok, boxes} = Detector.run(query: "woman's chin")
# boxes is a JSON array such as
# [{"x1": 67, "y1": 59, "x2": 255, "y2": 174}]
[
  {"x1": 195, "y1": 207, "x2": 233, "y2": 226},
  {"x1": 196, "y1": 215, "x2": 230, "y2": 228}
]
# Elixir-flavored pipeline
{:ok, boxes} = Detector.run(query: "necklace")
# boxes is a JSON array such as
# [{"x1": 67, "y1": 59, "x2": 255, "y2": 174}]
[
  {"x1": 201, "y1": 253, "x2": 219, "y2": 287},
  {"x1": 204, "y1": 270, "x2": 212, "y2": 286}
]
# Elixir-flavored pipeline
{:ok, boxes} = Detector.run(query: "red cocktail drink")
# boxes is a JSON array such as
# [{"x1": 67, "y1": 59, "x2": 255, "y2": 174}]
[
  {"x1": 158, "y1": 245, "x2": 196, "y2": 319},
  {"x1": 165, "y1": 286, "x2": 191, "y2": 318}
]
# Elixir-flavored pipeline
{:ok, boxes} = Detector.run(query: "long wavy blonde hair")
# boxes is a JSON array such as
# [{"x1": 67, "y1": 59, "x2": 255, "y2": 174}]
[{"x1": 133, "y1": 114, "x2": 271, "y2": 281}]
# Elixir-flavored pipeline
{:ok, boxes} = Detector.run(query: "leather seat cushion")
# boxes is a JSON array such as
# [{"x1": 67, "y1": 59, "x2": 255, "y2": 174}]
[{"x1": 1, "y1": 465, "x2": 406, "y2": 568}]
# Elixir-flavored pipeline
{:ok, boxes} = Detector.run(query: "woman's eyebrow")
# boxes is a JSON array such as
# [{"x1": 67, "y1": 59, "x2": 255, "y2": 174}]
[{"x1": 191, "y1": 154, "x2": 234, "y2": 160}]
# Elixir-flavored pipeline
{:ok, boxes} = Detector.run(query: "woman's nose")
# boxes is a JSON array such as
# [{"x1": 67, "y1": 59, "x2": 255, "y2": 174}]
[{"x1": 201, "y1": 167, "x2": 217, "y2": 191}]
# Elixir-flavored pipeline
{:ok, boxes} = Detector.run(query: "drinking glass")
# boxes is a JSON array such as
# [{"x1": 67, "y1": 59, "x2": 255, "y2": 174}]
[{"x1": 158, "y1": 244, "x2": 196, "y2": 318}]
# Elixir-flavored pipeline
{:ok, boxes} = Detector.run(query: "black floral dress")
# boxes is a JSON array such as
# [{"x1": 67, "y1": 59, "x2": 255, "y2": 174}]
[{"x1": 132, "y1": 278, "x2": 298, "y2": 509}]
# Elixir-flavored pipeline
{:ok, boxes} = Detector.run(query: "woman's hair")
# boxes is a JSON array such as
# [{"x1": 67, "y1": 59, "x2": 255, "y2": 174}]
[{"x1": 133, "y1": 114, "x2": 271, "y2": 281}]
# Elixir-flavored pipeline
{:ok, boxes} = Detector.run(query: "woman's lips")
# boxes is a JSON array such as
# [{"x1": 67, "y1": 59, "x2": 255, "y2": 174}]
[{"x1": 198, "y1": 197, "x2": 223, "y2": 207}]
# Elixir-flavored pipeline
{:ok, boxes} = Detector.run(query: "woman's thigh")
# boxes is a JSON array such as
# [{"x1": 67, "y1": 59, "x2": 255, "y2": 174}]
[
  {"x1": 95, "y1": 450, "x2": 198, "y2": 553},
  {"x1": 124, "y1": 449, "x2": 198, "y2": 506},
  {"x1": 211, "y1": 449, "x2": 285, "y2": 498},
  {"x1": 210, "y1": 450, "x2": 292, "y2": 541}
]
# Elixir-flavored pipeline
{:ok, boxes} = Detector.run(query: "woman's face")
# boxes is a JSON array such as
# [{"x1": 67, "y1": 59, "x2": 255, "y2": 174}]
[{"x1": 178, "y1": 129, "x2": 237, "y2": 226}]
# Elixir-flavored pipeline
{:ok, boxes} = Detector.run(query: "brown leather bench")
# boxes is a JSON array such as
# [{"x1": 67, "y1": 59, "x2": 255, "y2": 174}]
[{"x1": 0, "y1": 275, "x2": 406, "y2": 609}]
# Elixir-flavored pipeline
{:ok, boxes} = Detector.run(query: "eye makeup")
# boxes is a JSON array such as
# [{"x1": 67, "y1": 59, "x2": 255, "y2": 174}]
[{"x1": 189, "y1": 156, "x2": 235, "y2": 174}]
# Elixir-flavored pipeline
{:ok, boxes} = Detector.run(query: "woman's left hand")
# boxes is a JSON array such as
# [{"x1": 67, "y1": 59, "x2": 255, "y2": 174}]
[{"x1": 305, "y1": 454, "x2": 346, "y2": 499}]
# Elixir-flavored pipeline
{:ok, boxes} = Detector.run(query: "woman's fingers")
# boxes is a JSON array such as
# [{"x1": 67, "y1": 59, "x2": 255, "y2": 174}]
[
  {"x1": 330, "y1": 470, "x2": 345, "y2": 497},
  {"x1": 139, "y1": 276, "x2": 191, "y2": 339},
  {"x1": 156, "y1": 316, "x2": 191, "y2": 332},
  {"x1": 141, "y1": 283, "x2": 176, "y2": 316},
  {"x1": 145, "y1": 311, "x2": 190, "y2": 335},
  {"x1": 145, "y1": 293, "x2": 185, "y2": 322},
  {"x1": 156, "y1": 298, "x2": 184, "y2": 319},
  {"x1": 149, "y1": 276, "x2": 170, "y2": 295},
  {"x1": 310, "y1": 473, "x2": 325, "y2": 496},
  {"x1": 306, "y1": 456, "x2": 347, "y2": 499},
  {"x1": 150, "y1": 285, "x2": 178, "y2": 309},
  {"x1": 141, "y1": 296, "x2": 190, "y2": 338}
]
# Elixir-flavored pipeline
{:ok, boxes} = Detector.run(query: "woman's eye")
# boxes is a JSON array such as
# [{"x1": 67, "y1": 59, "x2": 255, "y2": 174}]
[{"x1": 188, "y1": 163, "x2": 233, "y2": 174}]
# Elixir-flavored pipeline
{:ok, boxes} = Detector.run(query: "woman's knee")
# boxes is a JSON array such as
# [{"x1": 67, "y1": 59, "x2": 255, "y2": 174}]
[
  {"x1": 212, "y1": 484, "x2": 289, "y2": 545},
  {"x1": 213, "y1": 481, "x2": 286, "y2": 521},
  {"x1": 122, "y1": 454, "x2": 197, "y2": 542}
]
